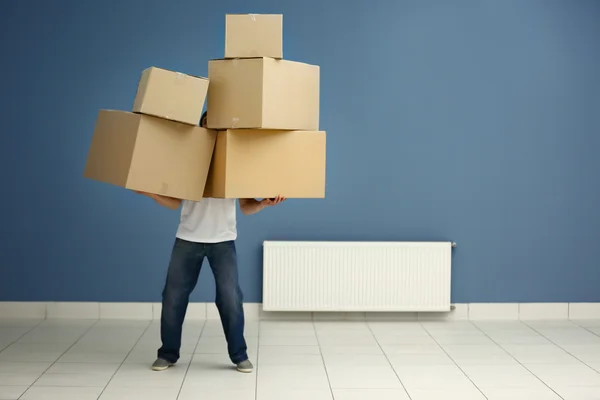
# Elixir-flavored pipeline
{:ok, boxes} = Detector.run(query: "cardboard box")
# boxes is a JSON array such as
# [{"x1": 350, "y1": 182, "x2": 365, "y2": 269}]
[
  {"x1": 84, "y1": 110, "x2": 216, "y2": 201},
  {"x1": 207, "y1": 58, "x2": 319, "y2": 130},
  {"x1": 203, "y1": 129, "x2": 326, "y2": 199},
  {"x1": 132, "y1": 67, "x2": 209, "y2": 126},
  {"x1": 225, "y1": 14, "x2": 283, "y2": 59}
]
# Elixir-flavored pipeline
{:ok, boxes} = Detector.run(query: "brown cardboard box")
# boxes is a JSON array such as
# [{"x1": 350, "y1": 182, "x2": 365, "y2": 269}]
[
  {"x1": 132, "y1": 67, "x2": 209, "y2": 126},
  {"x1": 225, "y1": 14, "x2": 283, "y2": 59},
  {"x1": 207, "y1": 58, "x2": 319, "y2": 130},
  {"x1": 203, "y1": 129, "x2": 326, "y2": 199},
  {"x1": 84, "y1": 110, "x2": 216, "y2": 201}
]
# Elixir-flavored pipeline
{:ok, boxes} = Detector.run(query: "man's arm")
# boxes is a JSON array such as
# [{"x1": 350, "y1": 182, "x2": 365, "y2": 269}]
[
  {"x1": 239, "y1": 195, "x2": 286, "y2": 215},
  {"x1": 135, "y1": 191, "x2": 182, "y2": 210}
]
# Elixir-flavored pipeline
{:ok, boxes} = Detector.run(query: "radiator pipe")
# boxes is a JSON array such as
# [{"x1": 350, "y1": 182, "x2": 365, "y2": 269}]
[{"x1": 451, "y1": 242, "x2": 457, "y2": 248}]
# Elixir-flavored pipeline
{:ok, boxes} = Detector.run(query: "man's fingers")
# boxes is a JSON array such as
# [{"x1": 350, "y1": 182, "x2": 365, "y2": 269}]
[{"x1": 264, "y1": 195, "x2": 286, "y2": 205}]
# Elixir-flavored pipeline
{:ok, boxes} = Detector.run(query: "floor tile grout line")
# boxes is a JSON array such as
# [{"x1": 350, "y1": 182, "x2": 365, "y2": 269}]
[
  {"x1": 176, "y1": 319, "x2": 208, "y2": 400},
  {"x1": 572, "y1": 320, "x2": 600, "y2": 339},
  {"x1": 365, "y1": 321, "x2": 413, "y2": 400},
  {"x1": 470, "y1": 321, "x2": 565, "y2": 399},
  {"x1": 418, "y1": 321, "x2": 490, "y2": 400},
  {"x1": 17, "y1": 318, "x2": 102, "y2": 400},
  {"x1": 94, "y1": 319, "x2": 153, "y2": 400},
  {"x1": 0, "y1": 318, "x2": 46, "y2": 353},
  {"x1": 312, "y1": 319, "x2": 336, "y2": 400},
  {"x1": 254, "y1": 319, "x2": 260, "y2": 400},
  {"x1": 523, "y1": 321, "x2": 600, "y2": 375}
]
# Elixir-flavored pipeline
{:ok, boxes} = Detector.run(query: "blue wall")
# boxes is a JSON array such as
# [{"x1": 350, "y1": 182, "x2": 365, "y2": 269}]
[{"x1": 1, "y1": 0, "x2": 599, "y2": 303}]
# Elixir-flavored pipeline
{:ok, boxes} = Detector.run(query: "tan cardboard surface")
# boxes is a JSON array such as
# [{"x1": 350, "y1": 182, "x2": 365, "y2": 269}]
[
  {"x1": 204, "y1": 129, "x2": 326, "y2": 199},
  {"x1": 132, "y1": 67, "x2": 209, "y2": 126},
  {"x1": 225, "y1": 14, "x2": 283, "y2": 59},
  {"x1": 207, "y1": 58, "x2": 319, "y2": 130},
  {"x1": 84, "y1": 110, "x2": 216, "y2": 201}
]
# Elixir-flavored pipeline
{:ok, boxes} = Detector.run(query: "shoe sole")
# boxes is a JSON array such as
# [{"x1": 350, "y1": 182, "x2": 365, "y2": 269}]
[
  {"x1": 236, "y1": 366, "x2": 253, "y2": 373},
  {"x1": 151, "y1": 364, "x2": 173, "y2": 371}
]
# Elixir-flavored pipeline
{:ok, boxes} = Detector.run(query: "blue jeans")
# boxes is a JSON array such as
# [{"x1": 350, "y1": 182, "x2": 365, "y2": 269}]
[{"x1": 157, "y1": 238, "x2": 248, "y2": 364}]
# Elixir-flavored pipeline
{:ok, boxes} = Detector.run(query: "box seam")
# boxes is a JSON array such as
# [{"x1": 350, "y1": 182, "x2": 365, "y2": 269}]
[{"x1": 125, "y1": 115, "x2": 143, "y2": 187}]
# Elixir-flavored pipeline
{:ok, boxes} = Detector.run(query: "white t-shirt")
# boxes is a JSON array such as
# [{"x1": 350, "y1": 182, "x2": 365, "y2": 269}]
[{"x1": 175, "y1": 198, "x2": 237, "y2": 243}]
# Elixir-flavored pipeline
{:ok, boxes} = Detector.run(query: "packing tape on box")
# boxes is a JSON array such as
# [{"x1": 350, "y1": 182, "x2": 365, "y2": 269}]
[
  {"x1": 231, "y1": 117, "x2": 239, "y2": 128},
  {"x1": 232, "y1": 58, "x2": 239, "y2": 67},
  {"x1": 249, "y1": 13, "x2": 257, "y2": 21},
  {"x1": 174, "y1": 72, "x2": 185, "y2": 84}
]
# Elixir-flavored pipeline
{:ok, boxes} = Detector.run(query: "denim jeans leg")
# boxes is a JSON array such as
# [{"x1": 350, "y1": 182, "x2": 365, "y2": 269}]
[
  {"x1": 158, "y1": 238, "x2": 204, "y2": 363},
  {"x1": 206, "y1": 241, "x2": 248, "y2": 364}
]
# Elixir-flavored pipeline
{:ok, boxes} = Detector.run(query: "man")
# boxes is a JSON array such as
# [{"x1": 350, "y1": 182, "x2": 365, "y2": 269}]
[{"x1": 137, "y1": 112, "x2": 285, "y2": 373}]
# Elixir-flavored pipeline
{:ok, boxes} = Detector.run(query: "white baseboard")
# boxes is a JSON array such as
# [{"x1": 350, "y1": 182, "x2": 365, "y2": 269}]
[
  {"x1": 0, "y1": 302, "x2": 599, "y2": 321},
  {"x1": 0, "y1": 302, "x2": 46, "y2": 319}
]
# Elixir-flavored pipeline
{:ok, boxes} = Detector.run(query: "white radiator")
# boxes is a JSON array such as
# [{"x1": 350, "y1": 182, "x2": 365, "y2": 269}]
[{"x1": 262, "y1": 241, "x2": 453, "y2": 312}]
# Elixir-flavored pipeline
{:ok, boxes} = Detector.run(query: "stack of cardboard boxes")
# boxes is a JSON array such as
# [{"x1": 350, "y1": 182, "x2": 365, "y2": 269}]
[{"x1": 84, "y1": 14, "x2": 326, "y2": 201}]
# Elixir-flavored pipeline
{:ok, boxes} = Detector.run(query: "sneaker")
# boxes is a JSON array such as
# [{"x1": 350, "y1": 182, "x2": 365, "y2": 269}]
[
  {"x1": 151, "y1": 358, "x2": 173, "y2": 371},
  {"x1": 236, "y1": 359, "x2": 253, "y2": 373}
]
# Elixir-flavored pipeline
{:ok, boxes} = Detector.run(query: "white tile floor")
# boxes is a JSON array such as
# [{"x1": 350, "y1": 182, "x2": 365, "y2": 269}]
[{"x1": 0, "y1": 319, "x2": 600, "y2": 399}]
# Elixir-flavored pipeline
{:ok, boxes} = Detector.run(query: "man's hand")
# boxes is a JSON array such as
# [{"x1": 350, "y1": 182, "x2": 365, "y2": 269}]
[
  {"x1": 260, "y1": 195, "x2": 286, "y2": 207},
  {"x1": 239, "y1": 195, "x2": 286, "y2": 215}
]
